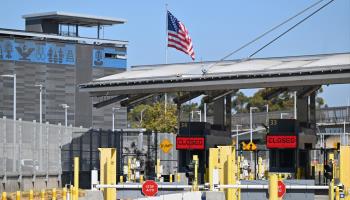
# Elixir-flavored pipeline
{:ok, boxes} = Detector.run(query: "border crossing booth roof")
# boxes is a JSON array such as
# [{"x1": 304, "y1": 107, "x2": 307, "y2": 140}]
[{"x1": 79, "y1": 52, "x2": 350, "y2": 96}]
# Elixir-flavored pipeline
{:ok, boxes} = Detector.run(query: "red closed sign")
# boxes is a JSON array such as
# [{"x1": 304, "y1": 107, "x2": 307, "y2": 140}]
[
  {"x1": 176, "y1": 137, "x2": 205, "y2": 150},
  {"x1": 142, "y1": 180, "x2": 158, "y2": 197},
  {"x1": 266, "y1": 135, "x2": 297, "y2": 149}
]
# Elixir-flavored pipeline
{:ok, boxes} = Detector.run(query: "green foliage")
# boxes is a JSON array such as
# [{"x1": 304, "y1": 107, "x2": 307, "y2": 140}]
[
  {"x1": 231, "y1": 88, "x2": 325, "y2": 113},
  {"x1": 128, "y1": 102, "x2": 177, "y2": 133}
]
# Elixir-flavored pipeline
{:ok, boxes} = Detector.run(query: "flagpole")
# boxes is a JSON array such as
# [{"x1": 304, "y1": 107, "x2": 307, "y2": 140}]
[
  {"x1": 165, "y1": 3, "x2": 168, "y2": 114},
  {"x1": 165, "y1": 3, "x2": 168, "y2": 64}
]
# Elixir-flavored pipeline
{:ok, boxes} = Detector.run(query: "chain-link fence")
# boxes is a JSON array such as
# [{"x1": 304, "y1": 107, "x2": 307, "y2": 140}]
[{"x1": 0, "y1": 116, "x2": 88, "y2": 177}]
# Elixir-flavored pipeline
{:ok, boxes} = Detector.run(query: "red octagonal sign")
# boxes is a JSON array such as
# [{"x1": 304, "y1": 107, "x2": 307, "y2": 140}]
[
  {"x1": 142, "y1": 180, "x2": 158, "y2": 197},
  {"x1": 278, "y1": 180, "x2": 286, "y2": 198}
]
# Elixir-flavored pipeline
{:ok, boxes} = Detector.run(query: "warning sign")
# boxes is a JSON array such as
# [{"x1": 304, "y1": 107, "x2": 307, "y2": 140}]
[{"x1": 160, "y1": 139, "x2": 173, "y2": 153}]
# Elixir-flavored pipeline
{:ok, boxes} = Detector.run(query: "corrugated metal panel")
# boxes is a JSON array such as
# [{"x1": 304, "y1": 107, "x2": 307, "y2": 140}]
[{"x1": 91, "y1": 53, "x2": 350, "y2": 84}]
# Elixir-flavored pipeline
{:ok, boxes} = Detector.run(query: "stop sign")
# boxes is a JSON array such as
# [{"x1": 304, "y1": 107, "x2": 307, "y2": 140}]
[
  {"x1": 278, "y1": 180, "x2": 286, "y2": 198},
  {"x1": 142, "y1": 180, "x2": 158, "y2": 197}
]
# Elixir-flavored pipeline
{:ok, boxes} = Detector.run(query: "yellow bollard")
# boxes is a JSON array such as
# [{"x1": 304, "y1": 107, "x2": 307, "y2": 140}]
[
  {"x1": 40, "y1": 189, "x2": 45, "y2": 200},
  {"x1": 29, "y1": 190, "x2": 33, "y2": 200},
  {"x1": 52, "y1": 188, "x2": 57, "y2": 200},
  {"x1": 127, "y1": 158, "x2": 131, "y2": 182},
  {"x1": 1, "y1": 192, "x2": 6, "y2": 200},
  {"x1": 62, "y1": 187, "x2": 67, "y2": 200},
  {"x1": 329, "y1": 179, "x2": 334, "y2": 200},
  {"x1": 74, "y1": 157, "x2": 80, "y2": 190},
  {"x1": 169, "y1": 174, "x2": 173, "y2": 183},
  {"x1": 16, "y1": 191, "x2": 20, "y2": 200},
  {"x1": 269, "y1": 174, "x2": 278, "y2": 200},
  {"x1": 98, "y1": 148, "x2": 117, "y2": 200},
  {"x1": 139, "y1": 175, "x2": 144, "y2": 183},
  {"x1": 120, "y1": 175, "x2": 124, "y2": 183},
  {"x1": 192, "y1": 155, "x2": 199, "y2": 191},
  {"x1": 70, "y1": 186, "x2": 74, "y2": 200},
  {"x1": 156, "y1": 159, "x2": 161, "y2": 181},
  {"x1": 335, "y1": 186, "x2": 340, "y2": 200},
  {"x1": 177, "y1": 173, "x2": 181, "y2": 183}
]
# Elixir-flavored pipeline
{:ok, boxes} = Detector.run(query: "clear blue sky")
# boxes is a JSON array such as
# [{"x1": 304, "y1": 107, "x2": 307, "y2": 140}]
[{"x1": 0, "y1": 0, "x2": 349, "y2": 106}]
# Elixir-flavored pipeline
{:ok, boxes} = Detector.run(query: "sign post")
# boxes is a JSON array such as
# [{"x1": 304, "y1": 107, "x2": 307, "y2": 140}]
[{"x1": 142, "y1": 180, "x2": 158, "y2": 197}]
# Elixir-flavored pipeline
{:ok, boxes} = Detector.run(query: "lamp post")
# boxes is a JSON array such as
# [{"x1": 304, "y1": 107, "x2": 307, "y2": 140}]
[
  {"x1": 140, "y1": 108, "x2": 146, "y2": 126},
  {"x1": 112, "y1": 107, "x2": 120, "y2": 131},
  {"x1": 60, "y1": 104, "x2": 69, "y2": 127},
  {"x1": 204, "y1": 103, "x2": 207, "y2": 122},
  {"x1": 1, "y1": 74, "x2": 16, "y2": 172},
  {"x1": 35, "y1": 84, "x2": 43, "y2": 124},
  {"x1": 249, "y1": 106, "x2": 258, "y2": 166},
  {"x1": 265, "y1": 104, "x2": 269, "y2": 127},
  {"x1": 294, "y1": 91, "x2": 297, "y2": 119}
]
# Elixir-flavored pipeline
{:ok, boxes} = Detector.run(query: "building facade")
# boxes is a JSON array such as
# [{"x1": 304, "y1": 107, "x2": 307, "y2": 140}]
[{"x1": 0, "y1": 12, "x2": 127, "y2": 129}]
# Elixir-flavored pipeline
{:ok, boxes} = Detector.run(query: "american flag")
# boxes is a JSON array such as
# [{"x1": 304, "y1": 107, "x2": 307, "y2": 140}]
[{"x1": 167, "y1": 11, "x2": 195, "y2": 60}]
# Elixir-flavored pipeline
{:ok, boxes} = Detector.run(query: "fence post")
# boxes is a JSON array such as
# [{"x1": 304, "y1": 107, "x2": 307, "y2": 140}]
[{"x1": 18, "y1": 118, "x2": 22, "y2": 182}]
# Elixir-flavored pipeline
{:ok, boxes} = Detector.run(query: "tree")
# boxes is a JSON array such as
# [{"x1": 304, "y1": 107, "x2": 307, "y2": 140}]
[{"x1": 128, "y1": 102, "x2": 178, "y2": 133}]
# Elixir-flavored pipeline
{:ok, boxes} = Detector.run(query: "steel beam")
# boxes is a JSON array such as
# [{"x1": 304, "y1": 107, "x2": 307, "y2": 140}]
[{"x1": 93, "y1": 95, "x2": 128, "y2": 108}]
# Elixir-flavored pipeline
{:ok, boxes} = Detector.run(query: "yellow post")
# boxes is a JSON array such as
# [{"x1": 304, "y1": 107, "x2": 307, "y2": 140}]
[
  {"x1": 1, "y1": 192, "x2": 6, "y2": 200},
  {"x1": 156, "y1": 159, "x2": 161, "y2": 181},
  {"x1": 192, "y1": 155, "x2": 199, "y2": 191},
  {"x1": 16, "y1": 191, "x2": 20, "y2": 200},
  {"x1": 75, "y1": 186, "x2": 79, "y2": 200},
  {"x1": 258, "y1": 157, "x2": 264, "y2": 180},
  {"x1": 209, "y1": 148, "x2": 219, "y2": 191},
  {"x1": 127, "y1": 158, "x2": 131, "y2": 182},
  {"x1": 218, "y1": 146, "x2": 232, "y2": 191},
  {"x1": 269, "y1": 174, "x2": 278, "y2": 200},
  {"x1": 226, "y1": 153, "x2": 236, "y2": 200},
  {"x1": 140, "y1": 175, "x2": 144, "y2": 183},
  {"x1": 329, "y1": 179, "x2": 335, "y2": 200},
  {"x1": 98, "y1": 148, "x2": 117, "y2": 200},
  {"x1": 169, "y1": 174, "x2": 173, "y2": 183},
  {"x1": 29, "y1": 190, "x2": 33, "y2": 200},
  {"x1": 339, "y1": 146, "x2": 350, "y2": 200},
  {"x1": 237, "y1": 154, "x2": 241, "y2": 200},
  {"x1": 336, "y1": 186, "x2": 340, "y2": 200},
  {"x1": 70, "y1": 186, "x2": 74, "y2": 200},
  {"x1": 177, "y1": 173, "x2": 181, "y2": 183},
  {"x1": 63, "y1": 187, "x2": 67, "y2": 200},
  {"x1": 52, "y1": 188, "x2": 57, "y2": 200},
  {"x1": 120, "y1": 175, "x2": 124, "y2": 183},
  {"x1": 74, "y1": 157, "x2": 80, "y2": 190},
  {"x1": 40, "y1": 189, "x2": 45, "y2": 200},
  {"x1": 329, "y1": 153, "x2": 335, "y2": 180}
]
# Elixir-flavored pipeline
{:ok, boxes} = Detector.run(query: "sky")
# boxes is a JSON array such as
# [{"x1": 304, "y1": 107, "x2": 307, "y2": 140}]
[{"x1": 0, "y1": 0, "x2": 349, "y2": 106}]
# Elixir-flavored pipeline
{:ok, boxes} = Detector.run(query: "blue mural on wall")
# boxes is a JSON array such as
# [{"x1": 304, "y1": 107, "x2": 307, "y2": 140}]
[
  {"x1": 0, "y1": 39, "x2": 76, "y2": 65},
  {"x1": 92, "y1": 47, "x2": 127, "y2": 69}
]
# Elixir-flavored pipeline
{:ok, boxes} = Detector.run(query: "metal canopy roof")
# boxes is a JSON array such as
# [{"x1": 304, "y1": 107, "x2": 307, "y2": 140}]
[
  {"x1": 22, "y1": 11, "x2": 126, "y2": 27},
  {"x1": 79, "y1": 53, "x2": 350, "y2": 96}
]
